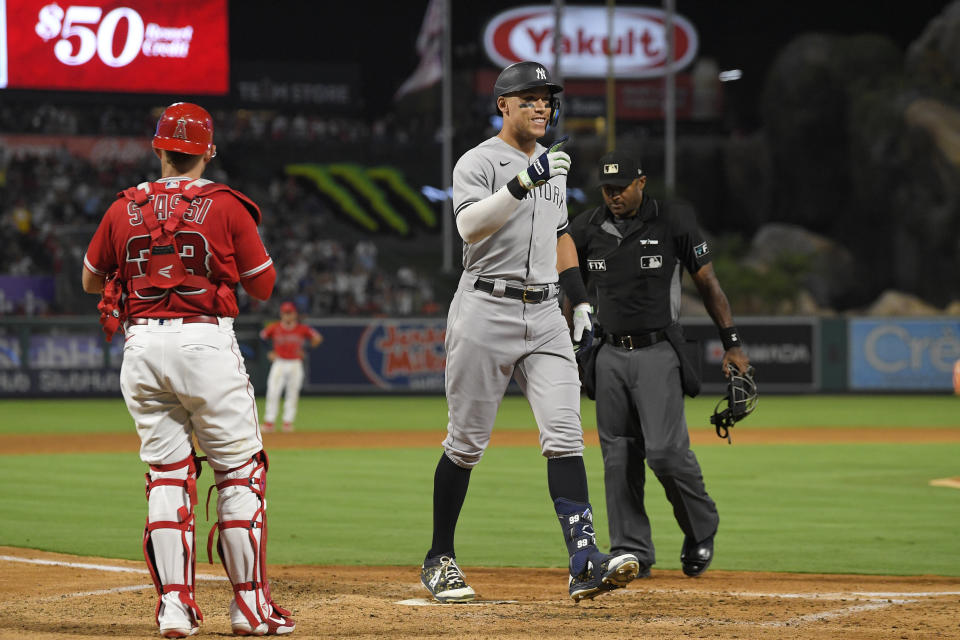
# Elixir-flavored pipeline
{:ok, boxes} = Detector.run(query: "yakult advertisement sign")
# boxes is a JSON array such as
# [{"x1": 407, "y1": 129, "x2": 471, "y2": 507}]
[
  {"x1": 0, "y1": 0, "x2": 228, "y2": 93},
  {"x1": 484, "y1": 5, "x2": 698, "y2": 78}
]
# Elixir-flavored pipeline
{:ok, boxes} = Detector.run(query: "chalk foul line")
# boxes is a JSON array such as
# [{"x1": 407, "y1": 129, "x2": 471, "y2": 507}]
[{"x1": 0, "y1": 554, "x2": 227, "y2": 581}]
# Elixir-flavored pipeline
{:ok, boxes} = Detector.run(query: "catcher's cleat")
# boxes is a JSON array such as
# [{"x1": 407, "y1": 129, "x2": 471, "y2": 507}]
[
  {"x1": 159, "y1": 620, "x2": 198, "y2": 638},
  {"x1": 230, "y1": 602, "x2": 295, "y2": 636},
  {"x1": 681, "y1": 535, "x2": 714, "y2": 577},
  {"x1": 569, "y1": 551, "x2": 640, "y2": 602},
  {"x1": 261, "y1": 422, "x2": 275, "y2": 434},
  {"x1": 420, "y1": 555, "x2": 476, "y2": 603}
]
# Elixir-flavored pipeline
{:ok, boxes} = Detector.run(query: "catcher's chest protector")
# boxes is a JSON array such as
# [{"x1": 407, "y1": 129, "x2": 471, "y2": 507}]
[
  {"x1": 146, "y1": 243, "x2": 188, "y2": 289},
  {"x1": 120, "y1": 183, "x2": 193, "y2": 290}
]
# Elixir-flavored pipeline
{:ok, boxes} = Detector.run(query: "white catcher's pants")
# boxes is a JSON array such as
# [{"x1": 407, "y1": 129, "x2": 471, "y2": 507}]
[
  {"x1": 263, "y1": 358, "x2": 304, "y2": 424},
  {"x1": 120, "y1": 317, "x2": 262, "y2": 470}
]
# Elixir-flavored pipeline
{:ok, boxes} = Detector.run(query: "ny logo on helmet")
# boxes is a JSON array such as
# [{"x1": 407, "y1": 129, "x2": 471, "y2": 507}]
[
  {"x1": 173, "y1": 117, "x2": 188, "y2": 140},
  {"x1": 536, "y1": 67, "x2": 546, "y2": 80}
]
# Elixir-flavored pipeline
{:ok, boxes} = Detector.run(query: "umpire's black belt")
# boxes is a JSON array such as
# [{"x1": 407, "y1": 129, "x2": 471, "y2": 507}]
[
  {"x1": 474, "y1": 277, "x2": 558, "y2": 303},
  {"x1": 606, "y1": 329, "x2": 668, "y2": 350}
]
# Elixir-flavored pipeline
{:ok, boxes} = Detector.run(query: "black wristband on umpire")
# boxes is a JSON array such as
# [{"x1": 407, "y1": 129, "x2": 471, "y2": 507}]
[
  {"x1": 558, "y1": 266, "x2": 588, "y2": 307},
  {"x1": 719, "y1": 326, "x2": 741, "y2": 351},
  {"x1": 506, "y1": 175, "x2": 527, "y2": 200}
]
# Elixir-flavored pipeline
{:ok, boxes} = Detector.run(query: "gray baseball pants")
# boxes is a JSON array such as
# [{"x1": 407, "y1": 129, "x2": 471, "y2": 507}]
[{"x1": 594, "y1": 339, "x2": 718, "y2": 566}]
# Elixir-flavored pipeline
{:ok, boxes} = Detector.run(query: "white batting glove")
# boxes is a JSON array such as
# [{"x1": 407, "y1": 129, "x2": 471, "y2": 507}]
[
  {"x1": 516, "y1": 136, "x2": 571, "y2": 190},
  {"x1": 572, "y1": 303, "x2": 594, "y2": 352}
]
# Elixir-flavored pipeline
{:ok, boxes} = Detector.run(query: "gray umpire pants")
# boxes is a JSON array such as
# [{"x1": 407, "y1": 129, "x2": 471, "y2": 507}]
[{"x1": 594, "y1": 339, "x2": 718, "y2": 567}]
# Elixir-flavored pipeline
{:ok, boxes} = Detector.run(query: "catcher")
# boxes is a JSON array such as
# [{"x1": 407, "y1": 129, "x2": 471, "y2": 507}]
[{"x1": 82, "y1": 102, "x2": 295, "y2": 637}]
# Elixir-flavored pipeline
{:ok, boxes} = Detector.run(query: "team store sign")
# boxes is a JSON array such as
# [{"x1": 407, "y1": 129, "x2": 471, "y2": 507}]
[
  {"x1": 484, "y1": 4, "x2": 698, "y2": 78},
  {"x1": 0, "y1": 0, "x2": 228, "y2": 93}
]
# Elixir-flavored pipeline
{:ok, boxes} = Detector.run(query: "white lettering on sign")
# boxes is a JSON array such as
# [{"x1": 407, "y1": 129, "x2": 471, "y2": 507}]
[
  {"x1": 34, "y1": 4, "x2": 193, "y2": 68},
  {"x1": 484, "y1": 5, "x2": 698, "y2": 78},
  {"x1": 865, "y1": 324, "x2": 960, "y2": 374}
]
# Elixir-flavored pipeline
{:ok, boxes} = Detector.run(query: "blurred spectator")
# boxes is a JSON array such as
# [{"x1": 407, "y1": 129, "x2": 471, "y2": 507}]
[{"x1": 0, "y1": 103, "x2": 443, "y2": 318}]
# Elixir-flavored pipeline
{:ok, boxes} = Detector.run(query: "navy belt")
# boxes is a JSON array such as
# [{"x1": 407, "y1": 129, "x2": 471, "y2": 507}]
[
  {"x1": 474, "y1": 278, "x2": 556, "y2": 304},
  {"x1": 606, "y1": 330, "x2": 667, "y2": 350}
]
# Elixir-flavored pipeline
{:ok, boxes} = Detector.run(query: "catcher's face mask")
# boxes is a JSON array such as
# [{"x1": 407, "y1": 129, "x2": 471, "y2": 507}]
[{"x1": 710, "y1": 365, "x2": 758, "y2": 443}]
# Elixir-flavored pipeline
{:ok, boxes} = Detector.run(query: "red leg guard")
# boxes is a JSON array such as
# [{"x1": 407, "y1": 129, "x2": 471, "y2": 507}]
[
  {"x1": 206, "y1": 451, "x2": 295, "y2": 635},
  {"x1": 143, "y1": 453, "x2": 204, "y2": 632}
]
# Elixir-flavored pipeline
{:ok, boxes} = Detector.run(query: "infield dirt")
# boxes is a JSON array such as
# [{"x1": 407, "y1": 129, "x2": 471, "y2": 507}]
[
  {"x1": 2, "y1": 546, "x2": 959, "y2": 640},
  {"x1": 3, "y1": 428, "x2": 959, "y2": 639}
]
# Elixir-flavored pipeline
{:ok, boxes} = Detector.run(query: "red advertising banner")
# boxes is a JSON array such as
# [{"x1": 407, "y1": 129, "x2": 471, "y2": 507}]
[
  {"x1": 473, "y1": 69, "x2": 721, "y2": 120},
  {"x1": 0, "y1": 134, "x2": 150, "y2": 162},
  {"x1": 1, "y1": 0, "x2": 228, "y2": 94}
]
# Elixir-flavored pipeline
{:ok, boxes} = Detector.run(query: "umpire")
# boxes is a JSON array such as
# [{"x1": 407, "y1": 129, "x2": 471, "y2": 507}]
[{"x1": 568, "y1": 150, "x2": 750, "y2": 577}]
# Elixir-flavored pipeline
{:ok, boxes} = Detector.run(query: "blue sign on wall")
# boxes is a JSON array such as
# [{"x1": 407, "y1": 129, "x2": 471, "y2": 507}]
[
  {"x1": 305, "y1": 319, "x2": 446, "y2": 392},
  {"x1": 849, "y1": 319, "x2": 960, "y2": 390}
]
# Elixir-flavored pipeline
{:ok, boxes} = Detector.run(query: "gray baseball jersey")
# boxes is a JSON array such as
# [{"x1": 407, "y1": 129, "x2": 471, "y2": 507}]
[
  {"x1": 443, "y1": 135, "x2": 583, "y2": 469},
  {"x1": 453, "y1": 136, "x2": 569, "y2": 284}
]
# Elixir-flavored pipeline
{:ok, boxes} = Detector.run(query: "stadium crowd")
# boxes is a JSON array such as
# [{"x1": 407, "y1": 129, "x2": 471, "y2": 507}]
[{"x1": 0, "y1": 104, "x2": 441, "y2": 317}]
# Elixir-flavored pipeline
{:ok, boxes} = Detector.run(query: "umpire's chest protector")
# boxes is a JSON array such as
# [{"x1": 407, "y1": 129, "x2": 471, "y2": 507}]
[{"x1": 575, "y1": 198, "x2": 698, "y2": 331}]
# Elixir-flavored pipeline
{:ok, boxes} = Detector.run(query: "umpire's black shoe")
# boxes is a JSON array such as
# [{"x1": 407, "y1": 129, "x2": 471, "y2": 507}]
[{"x1": 680, "y1": 535, "x2": 714, "y2": 577}]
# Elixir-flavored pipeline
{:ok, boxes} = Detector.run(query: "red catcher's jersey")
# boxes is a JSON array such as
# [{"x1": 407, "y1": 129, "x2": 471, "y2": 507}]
[
  {"x1": 84, "y1": 177, "x2": 272, "y2": 318},
  {"x1": 260, "y1": 322, "x2": 320, "y2": 360}
]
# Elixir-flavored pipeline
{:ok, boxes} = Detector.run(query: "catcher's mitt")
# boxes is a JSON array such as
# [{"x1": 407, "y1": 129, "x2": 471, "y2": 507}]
[
  {"x1": 709, "y1": 365, "x2": 757, "y2": 444},
  {"x1": 97, "y1": 273, "x2": 126, "y2": 342}
]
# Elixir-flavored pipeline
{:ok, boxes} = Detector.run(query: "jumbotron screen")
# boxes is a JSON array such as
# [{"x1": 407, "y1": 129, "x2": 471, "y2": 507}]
[{"x1": 0, "y1": 0, "x2": 229, "y2": 94}]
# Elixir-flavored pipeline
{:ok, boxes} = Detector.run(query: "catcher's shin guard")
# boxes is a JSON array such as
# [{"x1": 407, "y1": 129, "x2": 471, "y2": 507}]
[
  {"x1": 554, "y1": 498, "x2": 598, "y2": 576},
  {"x1": 143, "y1": 453, "x2": 204, "y2": 635},
  {"x1": 206, "y1": 451, "x2": 295, "y2": 635}
]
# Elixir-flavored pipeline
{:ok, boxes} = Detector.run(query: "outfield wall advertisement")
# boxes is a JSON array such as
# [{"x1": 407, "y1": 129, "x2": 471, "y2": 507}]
[
  {"x1": 682, "y1": 318, "x2": 818, "y2": 393},
  {"x1": 2, "y1": 316, "x2": 957, "y2": 396},
  {"x1": 304, "y1": 319, "x2": 446, "y2": 393},
  {"x1": 849, "y1": 319, "x2": 960, "y2": 391}
]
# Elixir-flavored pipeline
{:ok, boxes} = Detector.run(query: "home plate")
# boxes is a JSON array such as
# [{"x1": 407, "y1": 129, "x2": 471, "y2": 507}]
[{"x1": 396, "y1": 598, "x2": 519, "y2": 606}]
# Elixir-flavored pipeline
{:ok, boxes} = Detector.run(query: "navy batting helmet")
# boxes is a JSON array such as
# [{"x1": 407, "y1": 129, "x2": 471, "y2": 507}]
[{"x1": 494, "y1": 61, "x2": 563, "y2": 127}]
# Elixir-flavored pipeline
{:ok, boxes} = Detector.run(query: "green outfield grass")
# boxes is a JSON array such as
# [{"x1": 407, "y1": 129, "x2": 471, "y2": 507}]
[
  {"x1": 1, "y1": 394, "x2": 958, "y2": 434},
  {"x1": 1, "y1": 395, "x2": 958, "y2": 576}
]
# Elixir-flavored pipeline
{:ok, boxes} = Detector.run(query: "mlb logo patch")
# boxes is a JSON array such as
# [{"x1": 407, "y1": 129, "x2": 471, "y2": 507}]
[
  {"x1": 640, "y1": 255, "x2": 662, "y2": 269},
  {"x1": 603, "y1": 164, "x2": 619, "y2": 174},
  {"x1": 587, "y1": 259, "x2": 606, "y2": 271},
  {"x1": 694, "y1": 241, "x2": 709, "y2": 258}
]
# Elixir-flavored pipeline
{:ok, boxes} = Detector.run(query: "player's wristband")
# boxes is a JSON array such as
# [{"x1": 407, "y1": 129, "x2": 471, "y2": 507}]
[
  {"x1": 506, "y1": 175, "x2": 528, "y2": 200},
  {"x1": 719, "y1": 326, "x2": 741, "y2": 351},
  {"x1": 558, "y1": 266, "x2": 588, "y2": 307}
]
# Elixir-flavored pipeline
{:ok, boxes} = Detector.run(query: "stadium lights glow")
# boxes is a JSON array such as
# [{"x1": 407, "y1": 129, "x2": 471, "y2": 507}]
[{"x1": 718, "y1": 69, "x2": 743, "y2": 82}]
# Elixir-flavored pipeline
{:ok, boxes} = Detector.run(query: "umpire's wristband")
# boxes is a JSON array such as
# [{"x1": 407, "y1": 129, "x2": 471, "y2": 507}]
[
  {"x1": 719, "y1": 326, "x2": 742, "y2": 351},
  {"x1": 558, "y1": 266, "x2": 588, "y2": 307}
]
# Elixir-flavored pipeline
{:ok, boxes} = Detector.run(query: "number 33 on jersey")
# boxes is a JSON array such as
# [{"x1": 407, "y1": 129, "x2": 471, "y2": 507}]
[{"x1": 83, "y1": 177, "x2": 272, "y2": 318}]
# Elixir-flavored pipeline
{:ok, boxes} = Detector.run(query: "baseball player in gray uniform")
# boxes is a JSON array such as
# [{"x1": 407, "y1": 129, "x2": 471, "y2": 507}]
[{"x1": 419, "y1": 61, "x2": 640, "y2": 603}]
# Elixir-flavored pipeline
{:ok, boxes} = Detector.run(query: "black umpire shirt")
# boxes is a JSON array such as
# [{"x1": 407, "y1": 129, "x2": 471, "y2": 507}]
[{"x1": 568, "y1": 196, "x2": 711, "y2": 335}]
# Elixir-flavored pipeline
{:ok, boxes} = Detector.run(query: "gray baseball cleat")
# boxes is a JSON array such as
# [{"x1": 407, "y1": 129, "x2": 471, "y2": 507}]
[
  {"x1": 420, "y1": 555, "x2": 476, "y2": 603},
  {"x1": 569, "y1": 551, "x2": 641, "y2": 602}
]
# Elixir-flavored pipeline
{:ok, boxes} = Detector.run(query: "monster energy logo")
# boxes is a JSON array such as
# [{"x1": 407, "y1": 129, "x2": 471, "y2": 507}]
[{"x1": 285, "y1": 163, "x2": 437, "y2": 235}]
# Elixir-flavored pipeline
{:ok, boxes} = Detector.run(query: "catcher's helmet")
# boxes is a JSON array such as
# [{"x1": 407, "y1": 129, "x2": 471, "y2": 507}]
[
  {"x1": 494, "y1": 61, "x2": 563, "y2": 127},
  {"x1": 710, "y1": 365, "x2": 758, "y2": 443},
  {"x1": 152, "y1": 102, "x2": 214, "y2": 156}
]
